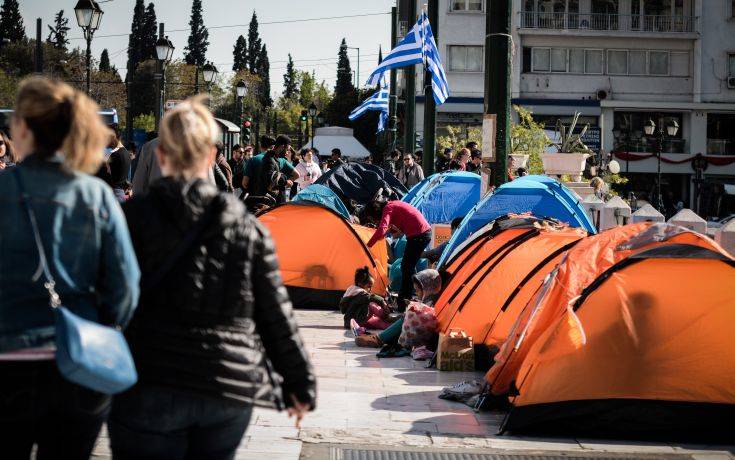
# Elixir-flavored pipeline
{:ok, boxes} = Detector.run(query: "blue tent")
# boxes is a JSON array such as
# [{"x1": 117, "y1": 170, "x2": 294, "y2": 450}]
[
  {"x1": 403, "y1": 171, "x2": 482, "y2": 224},
  {"x1": 437, "y1": 175, "x2": 596, "y2": 266},
  {"x1": 291, "y1": 184, "x2": 351, "y2": 220}
]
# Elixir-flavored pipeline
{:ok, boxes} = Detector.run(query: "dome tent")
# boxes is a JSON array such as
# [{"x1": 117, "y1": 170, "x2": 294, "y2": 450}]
[
  {"x1": 315, "y1": 163, "x2": 407, "y2": 209},
  {"x1": 403, "y1": 171, "x2": 482, "y2": 224},
  {"x1": 438, "y1": 176, "x2": 596, "y2": 267},
  {"x1": 291, "y1": 184, "x2": 350, "y2": 220},
  {"x1": 492, "y1": 223, "x2": 735, "y2": 439},
  {"x1": 258, "y1": 201, "x2": 388, "y2": 309}
]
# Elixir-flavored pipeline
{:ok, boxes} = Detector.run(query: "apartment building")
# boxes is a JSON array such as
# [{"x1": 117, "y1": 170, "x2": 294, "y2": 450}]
[{"x1": 398, "y1": 0, "x2": 735, "y2": 215}]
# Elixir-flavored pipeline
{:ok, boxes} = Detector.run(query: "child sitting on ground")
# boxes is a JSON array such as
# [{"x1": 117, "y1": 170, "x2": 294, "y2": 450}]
[{"x1": 340, "y1": 267, "x2": 391, "y2": 332}]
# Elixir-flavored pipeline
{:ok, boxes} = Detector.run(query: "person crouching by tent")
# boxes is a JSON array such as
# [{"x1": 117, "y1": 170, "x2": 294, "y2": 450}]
[
  {"x1": 340, "y1": 267, "x2": 391, "y2": 334},
  {"x1": 365, "y1": 200, "x2": 431, "y2": 310}
]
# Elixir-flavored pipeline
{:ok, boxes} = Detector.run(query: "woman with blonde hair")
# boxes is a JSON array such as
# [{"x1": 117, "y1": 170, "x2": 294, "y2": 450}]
[
  {"x1": 0, "y1": 77, "x2": 140, "y2": 458},
  {"x1": 110, "y1": 95, "x2": 315, "y2": 459}
]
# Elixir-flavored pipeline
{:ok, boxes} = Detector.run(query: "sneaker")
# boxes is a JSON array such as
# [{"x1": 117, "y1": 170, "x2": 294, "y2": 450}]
[{"x1": 350, "y1": 319, "x2": 365, "y2": 337}]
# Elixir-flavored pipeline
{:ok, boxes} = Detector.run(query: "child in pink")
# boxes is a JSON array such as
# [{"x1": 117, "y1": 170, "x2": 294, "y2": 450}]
[{"x1": 339, "y1": 267, "x2": 391, "y2": 331}]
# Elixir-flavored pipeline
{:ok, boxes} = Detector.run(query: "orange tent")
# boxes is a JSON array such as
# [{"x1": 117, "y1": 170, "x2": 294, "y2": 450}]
[
  {"x1": 498, "y1": 223, "x2": 735, "y2": 438},
  {"x1": 434, "y1": 215, "x2": 586, "y2": 363},
  {"x1": 258, "y1": 202, "x2": 388, "y2": 309}
]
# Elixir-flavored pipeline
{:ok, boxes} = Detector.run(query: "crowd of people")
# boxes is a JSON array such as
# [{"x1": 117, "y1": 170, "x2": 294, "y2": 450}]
[{"x1": 0, "y1": 77, "x2": 315, "y2": 460}]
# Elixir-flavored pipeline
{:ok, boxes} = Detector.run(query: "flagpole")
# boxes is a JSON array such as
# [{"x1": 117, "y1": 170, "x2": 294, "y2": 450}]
[
  {"x1": 403, "y1": 0, "x2": 418, "y2": 156},
  {"x1": 422, "y1": 0, "x2": 438, "y2": 176},
  {"x1": 389, "y1": 6, "x2": 398, "y2": 150}
]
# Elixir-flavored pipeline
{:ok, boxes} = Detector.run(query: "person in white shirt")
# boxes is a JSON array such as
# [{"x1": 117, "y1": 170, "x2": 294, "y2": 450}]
[{"x1": 294, "y1": 148, "x2": 322, "y2": 191}]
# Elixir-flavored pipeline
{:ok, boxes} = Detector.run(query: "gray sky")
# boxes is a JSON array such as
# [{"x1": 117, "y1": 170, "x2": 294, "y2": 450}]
[{"x1": 20, "y1": 0, "x2": 394, "y2": 95}]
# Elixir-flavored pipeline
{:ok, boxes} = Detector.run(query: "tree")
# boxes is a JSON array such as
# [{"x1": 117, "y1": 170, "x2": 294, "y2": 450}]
[
  {"x1": 246, "y1": 12, "x2": 262, "y2": 73},
  {"x1": 256, "y1": 44, "x2": 272, "y2": 108},
  {"x1": 298, "y1": 71, "x2": 315, "y2": 107},
  {"x1": 0, "y1": 0, "x2": 25, "y2": 45},
  {"x1": 127, "y1": 0, "x2": 146, "y2": 69},
  {"x1": 99, "y1": 49, "x2": 111, "y2": 72},
  {"x1": 46, "y1": 10, "x2": 69, "y2": 52},
  {"x1": 326, "y1": 39, "x2": 357, "y2": 128},
  {"x1": 184, "y1": 0, "x2": 209, "y2": 66},
  {"x1": 232, "y1": 34, "x2": 247, "y2": 72},
  {"x1": 282, "y1": 54, "x2": 298, "y2": 101},
  {"x1": 141, "y1": 3, "x2": 158, "y2": 61}
]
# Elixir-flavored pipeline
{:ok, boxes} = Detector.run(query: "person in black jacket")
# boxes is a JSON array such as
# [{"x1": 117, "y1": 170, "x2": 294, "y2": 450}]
[{"x1": 109, "y1": 95, "x2": 316, "y2": 460}]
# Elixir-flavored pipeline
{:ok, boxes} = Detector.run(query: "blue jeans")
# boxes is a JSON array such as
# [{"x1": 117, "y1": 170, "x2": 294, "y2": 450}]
[
  {"x1": 0, "y1": 360, "x2": 110, "y2": 460},
  {"x1": 109, "y1": 385, "x2": 253, "y2": 460}
]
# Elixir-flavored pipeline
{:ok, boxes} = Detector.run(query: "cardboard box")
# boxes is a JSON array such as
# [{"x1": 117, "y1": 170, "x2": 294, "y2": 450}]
[{"x1": 437, "y1": 330, "x2": 475, "y2": 372}]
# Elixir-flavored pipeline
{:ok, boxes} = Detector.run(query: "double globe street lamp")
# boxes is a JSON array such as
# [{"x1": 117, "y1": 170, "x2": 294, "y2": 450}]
[
  {"x1": 74, "y1": 0, "x2": 103, "y2": 95},
  {"x1": 644, "y1": 117, "x2": 680, "y2": 214},
  {"x1": 235, "y1": 79, "x2": 247, "y2": 127},
  {"x1": 154, "y1": 30, "x2": 175, "y2": 130}
]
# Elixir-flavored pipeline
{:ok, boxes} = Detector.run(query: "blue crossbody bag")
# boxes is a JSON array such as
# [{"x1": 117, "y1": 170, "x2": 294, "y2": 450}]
[{"x1": 14, "y1": 169, "x2": 137, "y2": 395}]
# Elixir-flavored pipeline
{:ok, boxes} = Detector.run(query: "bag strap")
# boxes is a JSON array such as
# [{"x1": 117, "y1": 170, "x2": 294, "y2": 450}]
[
  {"x1": 140, "y1": 197, "x2": 219, "y2": 293},
  {"x1": 12, "y1": 169, "x2": 61, "y2": 309}
]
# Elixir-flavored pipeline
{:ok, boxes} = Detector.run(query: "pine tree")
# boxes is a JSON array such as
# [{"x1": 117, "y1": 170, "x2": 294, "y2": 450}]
[
  {"x1": 298, "y1": 70, "x2": 316, "y2": 107},
  {"x1": 246, "y1": 12, "x2": 262, "y2": 73},
  {"x1": 282, "y1": 54, "x2": 298, "y2": 100},
  {"x1": 127, "y1": 0, "x2": 146, "y2": 69},
  {"x1": 0, "y1": 0, "x2": 25, "y2": 44},
  {"x1": 184, "y1": 0, "x2": 209, "y2": 66},
  {"x1": 335, "y1": 39, "x2": 355, "y2": 96},
  {"x1": 257, "y1": 44, "x2": 272, "y2": 108},
  {"x1": 232, "y1": 34, "x2": 247, "y2": 72},
  {"x1": 46, "y1": 10, "x2": 70, "y2": 52},
  {"x1": 99, "y1": 49, "x2": 111, "y2": 72},
  {"x1": 141, "y1": 3, "x2": 158, "y2": 61}
]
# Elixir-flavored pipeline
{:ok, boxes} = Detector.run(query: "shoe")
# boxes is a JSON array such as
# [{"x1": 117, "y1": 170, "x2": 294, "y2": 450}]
[
  {"x1": 356, "y1": 334, "x2": 383, "y2": 348},
  {"x1": 350, "y1": 319, "x2": 365, "y2": 337}
]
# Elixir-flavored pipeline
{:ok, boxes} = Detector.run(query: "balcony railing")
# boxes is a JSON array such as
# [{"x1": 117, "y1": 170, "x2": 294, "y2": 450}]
[
  {"x1": 519, "y1": 12, "x2": 697, "y2": 34},
  {"x1": 614, "y1": 138, "x2": 687, "y2": 154},
  {"x1": 707, "y1": 139, "x2": 735, "y2": 156}
]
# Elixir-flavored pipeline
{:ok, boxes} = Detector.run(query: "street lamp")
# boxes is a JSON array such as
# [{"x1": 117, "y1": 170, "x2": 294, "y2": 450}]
[
  {"x1": 74, "y1": 0, "x2": 103, "y2": 95},
  {"x1": 235, "y1": 79, "x2": 247, "y2": 127},
  {"x1": 153, "y1": 28, "x2": 174, "y2": 131},
  {"x1": 644, "y1": 117, "x2": 680, "y2": 215},
  {"x1": 317, "y1": 112, "x2": 325, "y2": 126},
  {"x1": 308, "y1": 102, "x2": 317, "y2": 151},
  {"x1": 202, "y1": 62, "x2": 218, "y2": 87}
]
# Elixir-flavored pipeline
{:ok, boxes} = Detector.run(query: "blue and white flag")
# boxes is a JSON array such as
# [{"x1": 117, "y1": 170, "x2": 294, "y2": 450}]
[
  {"x1": 365, "y1": 21, "x2": 423, "y2": 87},
  {"x1": 419, "y1": 11, "x2": 449, "y2": 105},
  {"x1": 349, "y1": 82, "x2": 389, "y2": 133}
]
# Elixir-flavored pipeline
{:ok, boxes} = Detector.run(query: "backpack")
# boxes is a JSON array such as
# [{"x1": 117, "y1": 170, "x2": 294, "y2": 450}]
[{"x1": 256, "y1": 152, "x2": 283, "y2": 196}]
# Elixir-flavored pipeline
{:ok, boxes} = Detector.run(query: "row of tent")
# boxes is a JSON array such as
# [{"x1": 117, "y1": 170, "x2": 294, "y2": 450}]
[{"x1": 260, "y1": 164, "x2": 735, "y2": 439}]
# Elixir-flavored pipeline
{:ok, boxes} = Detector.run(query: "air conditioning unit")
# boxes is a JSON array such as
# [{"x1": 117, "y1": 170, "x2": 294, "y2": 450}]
[
  {"x1": 596, "y1": 89, "x2": 608, "y2": 100},
  {"x1": 728, "y1": 77, "x2": 735, "y2": 89}
]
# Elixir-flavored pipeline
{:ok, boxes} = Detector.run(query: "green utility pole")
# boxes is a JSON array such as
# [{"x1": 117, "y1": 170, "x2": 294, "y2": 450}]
[
  {"x1": 403, "y1": 0, "x2": 417, "y2": 155},
  {"x1": 485, "y1": 0, "x2": 512, "y2": 186},
  {"x1": 389, "y1": 7, "x2": 398, "y2": 150},
  {"x1": 422, "y1": 0, "x2": 438, "y2": 176}
]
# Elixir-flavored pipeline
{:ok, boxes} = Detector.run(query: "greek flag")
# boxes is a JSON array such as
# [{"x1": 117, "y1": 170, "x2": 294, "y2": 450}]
[
  {"x1": 419, "y1": 11, "x2": 449, "y2": 105},
  {"x1": 365, "y1": 21, "x2": 423, "y2": 87},
  {"x1": 348, "y1": 83, "x2": 389, "y2": 133}
]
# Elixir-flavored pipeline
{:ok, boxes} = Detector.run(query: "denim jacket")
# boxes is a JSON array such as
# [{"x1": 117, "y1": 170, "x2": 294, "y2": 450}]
[{"x1": 0, "y1": 153, "x2": 140, "y2": 352}]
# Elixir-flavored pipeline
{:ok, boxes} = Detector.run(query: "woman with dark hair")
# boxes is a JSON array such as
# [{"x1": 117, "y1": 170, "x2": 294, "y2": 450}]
[
  {"x1": 365, "y1": 199, "x2": 431, "y2": 310},
  {"x1": 0, "y1": 131, "x2": 17, "y2": 170}
]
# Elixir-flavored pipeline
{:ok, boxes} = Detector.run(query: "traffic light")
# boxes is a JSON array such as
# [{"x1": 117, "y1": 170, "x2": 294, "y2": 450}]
[
  {"x1": 414, "y1": 132, "x2": 422, "y2": 150},
  {"x1": 242, "y1": 118, "x2": 252, "y2": 144},
  {"x1": 299, "y1": 110, "x2": 308, "y2": 122}
]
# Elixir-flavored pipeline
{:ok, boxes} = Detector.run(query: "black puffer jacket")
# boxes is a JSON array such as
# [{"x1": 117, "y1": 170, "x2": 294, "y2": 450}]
[{"x1": 122, "y1": 177, "x2": 315, "y2": 409}]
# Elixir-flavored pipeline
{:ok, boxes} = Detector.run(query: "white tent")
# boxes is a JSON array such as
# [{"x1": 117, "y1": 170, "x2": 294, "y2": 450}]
[{"x1": 306, "y1": 126, "x2": 371, "y2": 159}]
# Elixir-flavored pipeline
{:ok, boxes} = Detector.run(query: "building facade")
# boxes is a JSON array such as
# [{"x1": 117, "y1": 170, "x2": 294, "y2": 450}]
[{"x1": 398, "y1": 0, "x2": 735, "y2": 217}]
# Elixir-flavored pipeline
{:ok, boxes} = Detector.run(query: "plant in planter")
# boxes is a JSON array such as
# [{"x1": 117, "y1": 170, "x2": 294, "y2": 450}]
[
  {"x1": 511, "y1": 105, "x2": 548, "y2": 175},
  {"x1": 542, "y1": 112, "x2": 592, "y2": 182}
]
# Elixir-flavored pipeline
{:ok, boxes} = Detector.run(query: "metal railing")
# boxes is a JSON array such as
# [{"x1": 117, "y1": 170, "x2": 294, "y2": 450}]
[
  {"x1": 519, "y1": 12, "x2": 697, "y2": 33},
  {"x1": 707, "y1": 139, "x2": 735, "y2": 156},
  {"x1": 614, "y1": 138, "x2": 687, "y2": 154}
]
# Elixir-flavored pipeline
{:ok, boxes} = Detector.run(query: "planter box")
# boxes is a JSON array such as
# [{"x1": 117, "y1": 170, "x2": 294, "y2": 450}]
[
  {"x1": 509, "y1": 153, "x2": 529, "y2": 171},
  {"x1": 541, "y1": 152, "x2": 589, "y2": 182}
]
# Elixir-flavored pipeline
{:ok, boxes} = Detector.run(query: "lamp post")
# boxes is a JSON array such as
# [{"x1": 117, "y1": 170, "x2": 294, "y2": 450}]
[
  {"x1": 644, "y1": 117, "x2": 679, "y2": 215},
  {"x1": 235, "y1": 79, "x2": 247, "y2": 127},
  {"x1": 202, "y1": 62, "x2": 218, "y2": 98},
  {"x1": 345, "y1": 46, "x2": 360, "y2": 89},
  {"x1": 74, "y1": 0, "x2": 103, "y2": 95},
  {"x1": 154, "y1": 26, "x2": 174, "y2": 131},
  {"x1": 298, "y1": 110, "x2": 307, "y2": 149},
  {"x1": 308, "y1": 103, "x2": 317, "y2": 151}
]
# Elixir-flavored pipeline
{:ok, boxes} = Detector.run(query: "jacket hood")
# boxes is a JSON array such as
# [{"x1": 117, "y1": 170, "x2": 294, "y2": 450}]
[
  {"x1": 413, "y1": 269, "x2": 442, "y2": 300},
  {"x1": 343, "y1": 285, "x2": 368, "y2": 298},
  {"x1": 148, "y1": 176, "x2": 235, "y2": 232}
]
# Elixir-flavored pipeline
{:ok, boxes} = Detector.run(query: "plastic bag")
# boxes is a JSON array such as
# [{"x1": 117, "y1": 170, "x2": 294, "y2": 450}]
[{"x1": 398, "y1": 301, "x2": 438, "y2": 348}]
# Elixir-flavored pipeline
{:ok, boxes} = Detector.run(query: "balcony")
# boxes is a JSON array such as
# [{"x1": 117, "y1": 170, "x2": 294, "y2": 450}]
[
  {"x1": 707, "y1": 140, "x2": 735, "y2": 156},
  {"x1": 614, "y1": 138, "x2": 687, "y2": 154},
  {"x1": 518, "y1": 12, "x2": 698, "y2": 36}
]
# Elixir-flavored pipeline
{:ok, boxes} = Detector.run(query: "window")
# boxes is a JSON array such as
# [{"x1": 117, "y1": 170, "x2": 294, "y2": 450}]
[
  {"x1": 451, "y1": 0, "x2": 483, "y2": 11},
  {"x1": 649, "y1": 51, "x2": 670, "y2": 75},
  {"x1": 532, "y1": 48, "x2": 551, "y2": 72},
  {"x1": 729, "y1": 53, "x2": 735, "y2": 77},
  {"x1": 629, "y1": 50, "x2": 647, "y2": 75},
  {"x1": 732, "y1": 0, "x2": 735, "y2": 18},
  {"x1": 670, "y1": 52, "x2": 689, "y2": 76},
  {"x1": 608, "y1": 50, "x2": 628, "y2": 74},
  {"x1": 585, "y1": 49, "x2": 604, "y2": 74},
  {"x1": 448, "y1": 45, "x2": 483, "y2": 72},
  {"x1": 569, "y1": 48, "x2": 585, "y2": 73},
  {"x1": 551, "y1": 48, "x2": 567, "y2": 72}
]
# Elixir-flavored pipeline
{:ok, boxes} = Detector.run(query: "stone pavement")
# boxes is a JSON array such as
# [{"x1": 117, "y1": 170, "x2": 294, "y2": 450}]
[{"x1": 92, "y1": 310, "x2": 734, "y2": 459}]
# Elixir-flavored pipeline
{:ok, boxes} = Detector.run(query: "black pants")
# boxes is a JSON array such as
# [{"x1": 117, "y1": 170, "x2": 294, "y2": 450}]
[
  {"x1": 109, "y1": 385, "x2": 253, "y2": 460},
  {"x1": 399, "y1": 231, "x2": 431, "y2": 307},
  {"x1": 0, "y1": 360, "x2": 110, "y2": 460}
]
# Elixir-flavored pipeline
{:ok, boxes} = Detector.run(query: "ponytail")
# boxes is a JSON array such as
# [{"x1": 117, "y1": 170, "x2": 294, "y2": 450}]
[{"x1": 354, "y1": 266, "x2": 373, "y2": 287}]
